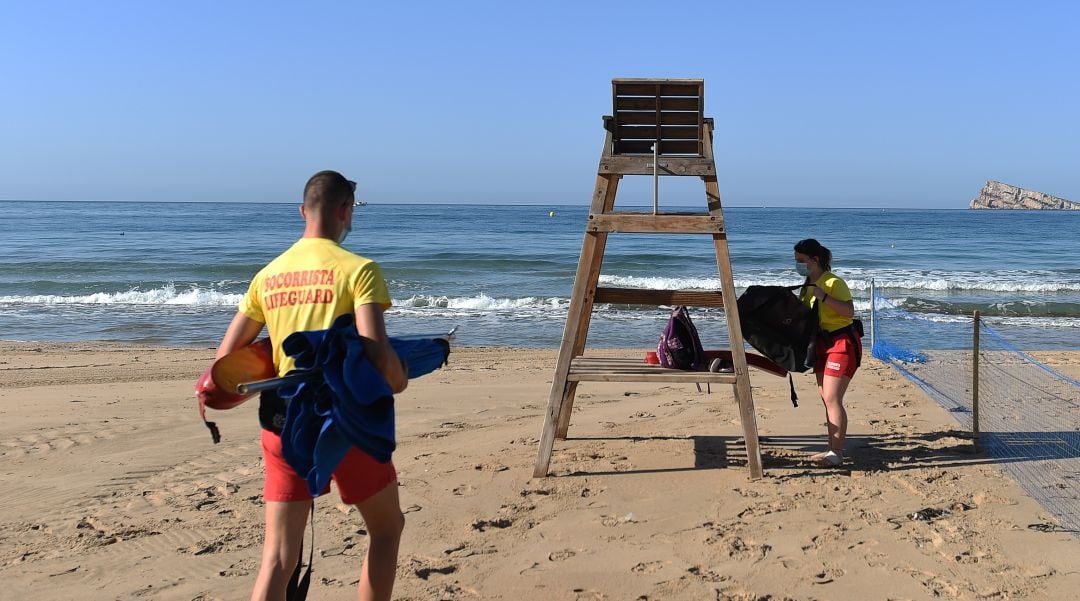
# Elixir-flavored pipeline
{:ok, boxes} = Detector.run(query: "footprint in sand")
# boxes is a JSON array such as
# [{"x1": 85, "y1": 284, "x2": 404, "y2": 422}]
[
  {"x1": 812, "y1": 565, "x2": 845, "y2": 584},
  {"x1": 445, "y1": 542, "x2": 498, "y2": 558},
  {"x1": 549, "y1": 549, "x2": 576, "y2": 561},
  {"x1": 218, "y1": 559, "x2": 256, "y2": 578},
  {"x1": 452, "y1": 484, "x2": 477, "y2": 496},
  {"x1": 601, "y1": 513, "x2": 639, "y2": 527},
  {"x1": 631, "y1": 560, "x2": 664, "y2": 573},
  {"x1": 406, "y1": 557, "x2": 459, "y2": 580},
  {"x1": 471, "y1": 517, "x2": 513, "y2": 532},
  {"x1": 687, "y1": 565, "x2": 726, "y2": 583}
]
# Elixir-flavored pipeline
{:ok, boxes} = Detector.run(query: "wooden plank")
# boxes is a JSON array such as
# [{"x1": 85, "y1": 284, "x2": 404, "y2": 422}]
[
  {"x1": 616, "y1": 97, "x2": 701, "y2": 111},
  {"x1": 616, "y1": 126, "x2": 701, "y2": 140},
  {"x1": 586, "y1": 213, "x2": 724, "y2": 234},
  {"x1": 598, "y1": 156, "x2": 715, "y2": 176},
  {"x1": 568, "y1": 372, "x2": 738, "y2": 385},
  {"x1": 614, "y1": 82, "x2": 702, "y2": 97},
  {"x1": 612, "y1": 77, "x2": 704, "y2": 85},
  {"x1": 569, "y1": 358, "x2": 707, "y2": 370},
  {"x1": 615, "y1": 111, "x2": 700, "y2": 126},
  {"x1": 593, "y1": 287, "x2": 724, "y2": 307},
  {"x1": 615, "y1": 125, "x2": 660, "y2": 140},
  {"x1": 614, "y1": 140, "x2": 700, "y2": 155}
]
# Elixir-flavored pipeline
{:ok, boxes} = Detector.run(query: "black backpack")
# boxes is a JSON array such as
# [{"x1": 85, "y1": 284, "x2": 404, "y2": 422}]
[{"x1": 737, "y1": 284, "x2": 818, "y2": 374}]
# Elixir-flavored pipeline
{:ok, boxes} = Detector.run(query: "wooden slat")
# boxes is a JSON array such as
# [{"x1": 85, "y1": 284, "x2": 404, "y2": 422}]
[
  {"x1": 614, "y1": 82, "x2": 702, "y2": 97},
  {"x1": 614, "y1": 140, "x2": 700, "y2": 155},
  {"x1": 586, "y1": 213, "x2": 724, "y2": 234},
  {"x1": 598, "y1": 156, "x2": 715, "y2": 176},
  {"x1": 616, "y1": 126, "x2": 701, "y2": 140},
  {"x1": 616, "y1": 97, "x2": 701, "y2": 111},
  {"x1": 568, "y1": 358, "x2": 737, "y2": 384},
  {"x1": 612, "y1": 77, "x2": 704, "y2": 85},
  {"x1": 593, "y1": 287, "x2": 724, "y2": 307},
  {"x1": 615, "y1": 111, "x2": 700, "y2": 126}
]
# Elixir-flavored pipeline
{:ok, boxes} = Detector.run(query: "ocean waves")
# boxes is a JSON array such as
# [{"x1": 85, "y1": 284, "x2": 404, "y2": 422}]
[
  {"x1": 0, "y1": 284, "x2": 244, "y2": 306},
  {"x1": 3, "y1": 203, "x2": 1079, "y2": 348},
  {"x1": 599, "y1": 272, "x2": 1080, "y2": 294},
  {"x1": 4, "y1": 280, "x2": 1080, "y2": 318}
]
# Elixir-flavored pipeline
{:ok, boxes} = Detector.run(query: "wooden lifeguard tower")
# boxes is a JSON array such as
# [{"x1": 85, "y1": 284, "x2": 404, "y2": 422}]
[{"x1": 533, "y1": 78, "x2": 764, "y2": 479}]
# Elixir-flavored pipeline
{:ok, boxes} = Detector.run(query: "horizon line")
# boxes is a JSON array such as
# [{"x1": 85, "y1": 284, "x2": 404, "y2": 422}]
[{"x1": 0, "y1": 198, "x2": 976, "y2": 210}]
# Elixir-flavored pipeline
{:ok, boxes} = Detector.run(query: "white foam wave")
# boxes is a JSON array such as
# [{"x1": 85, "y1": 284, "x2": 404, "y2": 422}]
[
  {"x1": 394, "y1": 293, "x2": 566, "y2": 311},
  {"x1": 601, "y1": 271, "x2": 1080, "y2": 293},
  {"x1": 599, "y1": 275, "x2": 722, "y2": 290},
  {"x1": 0, "y1": 285, "x2": 243, "y2": 306}
]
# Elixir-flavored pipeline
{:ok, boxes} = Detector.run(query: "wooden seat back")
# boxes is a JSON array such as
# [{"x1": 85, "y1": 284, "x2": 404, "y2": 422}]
[{"x1": 608, "y1": 78, "x2": 705, "y2": 156}]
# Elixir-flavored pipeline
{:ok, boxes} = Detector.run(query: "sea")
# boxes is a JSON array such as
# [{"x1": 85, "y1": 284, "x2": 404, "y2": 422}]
[{"x1": 1, "y1": 201, "x2": 1078, "y2": 351}]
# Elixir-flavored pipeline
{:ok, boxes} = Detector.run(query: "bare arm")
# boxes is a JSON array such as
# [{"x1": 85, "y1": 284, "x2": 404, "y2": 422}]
[
  {"x1": 214, "y1": 312, "x2": 265, "y2": 360},
  {"x1": 813, "y1": 286, "x2": 855, "y2": 319},
  {"x1": 355, "y1": 303, "x2": 408, "y2": 393}
]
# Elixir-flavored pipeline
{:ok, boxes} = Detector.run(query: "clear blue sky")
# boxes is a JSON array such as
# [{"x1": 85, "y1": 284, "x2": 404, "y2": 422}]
[{"x1": 2, "y1": 1, "x2": 1078, "y2": 207}]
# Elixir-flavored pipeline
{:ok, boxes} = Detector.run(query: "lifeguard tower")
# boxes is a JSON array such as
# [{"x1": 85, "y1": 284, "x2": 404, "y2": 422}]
[{"x1": 533, "y1": 78, "x2": 764, "y2": 479}]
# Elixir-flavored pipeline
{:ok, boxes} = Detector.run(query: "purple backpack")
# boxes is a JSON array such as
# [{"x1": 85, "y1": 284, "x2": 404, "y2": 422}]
[{"x1": 657, "y1": 305, "x2": 706, "y2": 370}]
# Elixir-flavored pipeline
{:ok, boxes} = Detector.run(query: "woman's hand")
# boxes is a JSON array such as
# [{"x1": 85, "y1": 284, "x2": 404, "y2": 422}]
[{"x1": 813, "y1": 285, "x2": 827, "y2": 302}]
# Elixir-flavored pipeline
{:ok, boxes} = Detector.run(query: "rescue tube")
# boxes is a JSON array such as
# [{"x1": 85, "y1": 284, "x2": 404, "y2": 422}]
[{"x1": 195, "y1": 338, "x2": 276, "y2": 443}]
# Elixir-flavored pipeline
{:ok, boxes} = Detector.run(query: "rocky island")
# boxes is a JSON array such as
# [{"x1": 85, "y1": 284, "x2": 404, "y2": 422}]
[{"x1": 970, "y1": 180, "x2": 1080, "y2": 210}]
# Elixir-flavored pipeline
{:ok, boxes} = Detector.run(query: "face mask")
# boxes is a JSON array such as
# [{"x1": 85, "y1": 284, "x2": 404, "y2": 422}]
[
  {"x1": 338, "y1": 222, "x2": 351, "y2": 244},
  {"x1": 795, "y1": 261, "x2": 810, "y2": 277}
]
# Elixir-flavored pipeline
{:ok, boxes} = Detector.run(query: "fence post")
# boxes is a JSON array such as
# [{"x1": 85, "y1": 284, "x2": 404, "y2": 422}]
[
  {"x1": 870, "y1": 278, "x2": 876, "y2": 352},
  {"x1": 972, "y1": 310, "x2": 980, "y2": 451}
]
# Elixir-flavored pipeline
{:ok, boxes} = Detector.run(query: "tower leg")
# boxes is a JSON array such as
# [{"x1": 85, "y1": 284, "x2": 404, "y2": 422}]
[
  {"x1": 705, "y1": 175, "x2": 763, "y2": 479},
  {"x1": 534, "y1": 173, "x2": 619, "y2": 477}
]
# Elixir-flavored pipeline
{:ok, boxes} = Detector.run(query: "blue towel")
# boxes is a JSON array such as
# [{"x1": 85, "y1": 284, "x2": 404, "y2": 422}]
[{"x1": 277, "y1": 313, "x2": 450, "y2": 497}]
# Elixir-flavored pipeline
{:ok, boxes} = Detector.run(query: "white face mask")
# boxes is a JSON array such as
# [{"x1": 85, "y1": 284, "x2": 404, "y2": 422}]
[{"x1": 795, "y1": 261, "x2": 810, "y2": 277}]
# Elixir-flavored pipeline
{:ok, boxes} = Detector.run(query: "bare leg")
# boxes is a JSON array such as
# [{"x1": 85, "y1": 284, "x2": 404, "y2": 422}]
[
  {"x1": 354, "y1": 482, "x2": 405, "y2": 601},
  {"x1": 251, "y1": 500, "x2": 313, "y2": 601},
  {"x1": 819, "y1": 373, "x2": 850, "y2": 454}
]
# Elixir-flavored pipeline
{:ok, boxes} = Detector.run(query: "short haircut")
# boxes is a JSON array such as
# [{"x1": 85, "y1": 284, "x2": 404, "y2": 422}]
[{"x1": 303, "y1": 170, "x2": 355, "y2": 212}]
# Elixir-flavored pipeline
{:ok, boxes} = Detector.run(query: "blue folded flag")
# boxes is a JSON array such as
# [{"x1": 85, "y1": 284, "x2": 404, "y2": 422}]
[{"x1": 276, "y1": 313, "x2": 451, "y2": 497}]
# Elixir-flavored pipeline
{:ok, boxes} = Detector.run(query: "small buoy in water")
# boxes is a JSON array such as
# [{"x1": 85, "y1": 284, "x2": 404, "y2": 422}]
[
  {"x1": 549, "y1": 211, "x2": 555, "y2": 218},
  {"x1": 890, "y1": 243, "x2": 895, "y2": 248}
]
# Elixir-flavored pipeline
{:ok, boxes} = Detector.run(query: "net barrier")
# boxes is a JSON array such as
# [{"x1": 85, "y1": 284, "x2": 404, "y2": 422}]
[{"x1": 871, "y1": 288, "x2": 1080, "y2": 535}]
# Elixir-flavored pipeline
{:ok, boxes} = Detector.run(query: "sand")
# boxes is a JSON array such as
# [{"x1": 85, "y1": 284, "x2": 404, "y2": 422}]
[{"x1": 1, "y1": 341, "x2": 1078, "y2": 600}]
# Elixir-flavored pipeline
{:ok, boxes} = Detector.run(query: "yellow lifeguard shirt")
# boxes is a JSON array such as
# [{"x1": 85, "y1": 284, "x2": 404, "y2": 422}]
[
  {"x1": 800, "y1": 270, "x2": 853, "y2": 333},
  {"x1": 238, "y1": 238, "x2": 391, "y2": 376}
]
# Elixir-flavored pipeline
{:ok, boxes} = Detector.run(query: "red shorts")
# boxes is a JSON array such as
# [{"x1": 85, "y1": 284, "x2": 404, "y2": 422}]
[
  {"x1": 815, "y1": 332, "x2": 862, "y2": 379},
  {"x1": 260, "y1": 429, "x2": 397, "y2": 505}
]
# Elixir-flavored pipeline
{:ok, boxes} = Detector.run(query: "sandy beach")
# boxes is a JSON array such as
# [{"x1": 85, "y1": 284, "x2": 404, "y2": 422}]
[{"x1": 2, "y1": 341, "x2": 1078, "y2": 600}]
